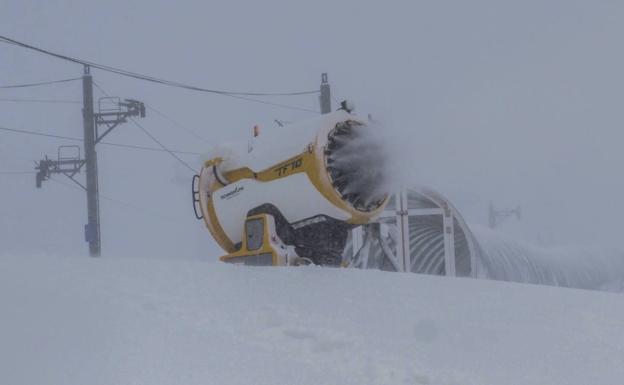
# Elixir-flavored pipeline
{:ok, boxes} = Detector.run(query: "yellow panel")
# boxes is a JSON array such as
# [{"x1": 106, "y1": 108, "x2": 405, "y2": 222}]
[{"x1": 219, "y1": 214, "x2": 279, "y2": 266}]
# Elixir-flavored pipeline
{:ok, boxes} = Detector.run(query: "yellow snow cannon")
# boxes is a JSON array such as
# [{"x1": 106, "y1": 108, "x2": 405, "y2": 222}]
[{"x1": 192, "y1": 110, "x2": 389, "y2": 266}]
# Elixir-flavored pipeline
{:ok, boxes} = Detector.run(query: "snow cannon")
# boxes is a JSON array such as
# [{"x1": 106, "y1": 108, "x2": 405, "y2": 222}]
[{"x1": 192, "y1": 110, "x2": 389, "y2": 266}]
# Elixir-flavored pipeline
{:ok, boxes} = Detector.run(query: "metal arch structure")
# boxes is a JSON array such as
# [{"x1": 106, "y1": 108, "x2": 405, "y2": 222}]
[
  {"x1": 344, "y1": 189, "x2": 624, "y2": 291},
  {"x1": 344, "y1": 187, "x2": 483, "y2": 277}
]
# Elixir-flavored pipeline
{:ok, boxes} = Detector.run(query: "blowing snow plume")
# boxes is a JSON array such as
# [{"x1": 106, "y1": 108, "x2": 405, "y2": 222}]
[
  {"x1": 473, "y1": 226, "x2": 624, "y2": 292},
  {"x1": 325, "y1": 120, "x2": 390, "y2": 212}
]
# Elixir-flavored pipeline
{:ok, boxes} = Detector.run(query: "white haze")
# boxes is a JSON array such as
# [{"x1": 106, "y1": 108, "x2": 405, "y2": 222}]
[
  {"x1": 1, "y1": 1, "x2": 624, "y2": 261},
  {"x1": 473, "y1": 224, "x2": 624, "y2": 292},
  {"x1": 344, "y1": 121, "x2": 624, "y2": 292}
]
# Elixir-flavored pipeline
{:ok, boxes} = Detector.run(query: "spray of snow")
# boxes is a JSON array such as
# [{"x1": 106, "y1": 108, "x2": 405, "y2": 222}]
[
  {"x1": 338, "y1": 117, "x2": 431, "y2": 198},
  {"x1": 472, "y1": 225, "x2": 624, "y2": 292},
  {"x1": 325, "y1": 121, "x2": 392, "y2": 210},
  {"x1": 349, "y1": 116, "x2": 624, "y2": 292}
]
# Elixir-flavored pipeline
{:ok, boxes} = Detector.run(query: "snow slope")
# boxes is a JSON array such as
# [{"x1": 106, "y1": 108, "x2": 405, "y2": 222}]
[{"x1": 1, "y1": 254, "x2": 623, "y2": 385}]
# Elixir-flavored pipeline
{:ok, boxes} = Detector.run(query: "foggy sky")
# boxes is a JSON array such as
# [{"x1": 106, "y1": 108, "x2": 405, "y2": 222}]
[{"x1": 2, "y1": 0, "x2": 623, "y2": 259}]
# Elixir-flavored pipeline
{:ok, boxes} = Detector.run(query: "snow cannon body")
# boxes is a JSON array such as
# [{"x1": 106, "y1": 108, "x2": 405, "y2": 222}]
[{"x1": 193, "y1": 111, "x2": 388, "y2": 266}]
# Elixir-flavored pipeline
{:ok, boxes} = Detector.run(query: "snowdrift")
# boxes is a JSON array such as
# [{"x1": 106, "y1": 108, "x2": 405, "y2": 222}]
[{"x1": 1, "y1": 254, "x2": 623, "y2": 385}]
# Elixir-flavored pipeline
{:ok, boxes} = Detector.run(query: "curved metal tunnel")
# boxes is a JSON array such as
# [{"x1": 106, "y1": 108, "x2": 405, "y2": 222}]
[
  {"x1": 344, "y1": 188, "x2": 624, "y2": 292},
  {"x1": 344, "y1": 188, "x2": 477, "y2": 277}
]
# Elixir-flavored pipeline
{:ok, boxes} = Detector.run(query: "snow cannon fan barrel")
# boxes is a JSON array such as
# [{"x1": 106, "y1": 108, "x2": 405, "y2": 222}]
[{"x1": 194, "y1": 111, "x2": 389, "y2": 266}]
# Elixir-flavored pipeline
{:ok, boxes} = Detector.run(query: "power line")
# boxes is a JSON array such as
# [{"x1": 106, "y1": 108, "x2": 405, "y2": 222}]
[
  {"x1": 0, "y1": 77, "x2": 80, "y2": 89},
  {"x1": 0, "y1": 35, "x2": 321, "y2": 106},
  {"x1": 217, "y1": 94, "x2": 319, "y2": 113},
  {"x1": 100, "y1": 140, "x2": 200, "y2": 155},
  {"x1": 49, "y1": 176, "x2": 186, "y2": 223},
  {"x1": 146, "y1": 103, "x2": 209, "y2": 144},
  {"x1": 0, "y1": 126, "x2": 201, "y2": 155},
  {"x1": 93, "y1": 73, "x2": 316, "y2": 114},
  {"x1": 118, "y1": 77, "x2": 317, "y2": 113},
  {"x1": 0, "y1": 97, "x2": 80, "y2": 104},
  {"x1": 129, "y1": 117, "x2": 197, "y2": 173},
  {"x1": 0, "y1": 125, "x2": 80, "y2": 141},
  {"x1": 92, "y1": 80, "x2": 110, "y2": 97}
]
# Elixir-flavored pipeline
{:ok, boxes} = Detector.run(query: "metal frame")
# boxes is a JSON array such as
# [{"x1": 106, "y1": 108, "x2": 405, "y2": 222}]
[
  {"x1": 346, "y1": 188, "x2": 478, "y2": 277},
  {"x1": 35, "y1": 146, "x2": 87, "y2": 189},
  {"x1": 94, "y1": 97, "x2": 145, "y2": 144}
]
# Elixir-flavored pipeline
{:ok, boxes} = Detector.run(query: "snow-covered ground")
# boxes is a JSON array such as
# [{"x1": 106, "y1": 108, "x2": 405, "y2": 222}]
[{"x1": 1, "y1": 254, "x2": 623, "y2": 385}]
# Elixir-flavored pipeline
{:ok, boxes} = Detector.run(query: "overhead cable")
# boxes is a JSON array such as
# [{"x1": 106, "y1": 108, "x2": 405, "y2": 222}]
[
  {"x1": 0, "y1": 97, "x2": 81, "y2": 104},
  {"x1": 0, "y1": 35, "x2": 320, "y2": 100},
  {"x1": 146, "y1": 103, "x2": 209, "y2": 144},
  {"x1": 129, "y1": 118, "x2": 197, "y2": 173},
  {"x1": 0, "y1": 170, "x2": 36, "y2": 174},
  {"x1": 50, "y1": 176, "x2": 186, "y2": 223},
  {"x1": 0, "y1": 126, "x2": 200, "y2": 155},
  {"x1": 0, "y1": 77, "x2": 80, "y2": 89}
]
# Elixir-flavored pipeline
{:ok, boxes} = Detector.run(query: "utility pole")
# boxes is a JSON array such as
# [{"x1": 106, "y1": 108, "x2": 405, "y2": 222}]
[
  {"x1": 82, "y1": 65, "x2": 100, "y2": 256},
  {"x1": 319, "y1": 73, "x2": 331, "y2": 114},
  {"x1": 35, "y1": 65, "x2": 146, "y2": 257}
]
